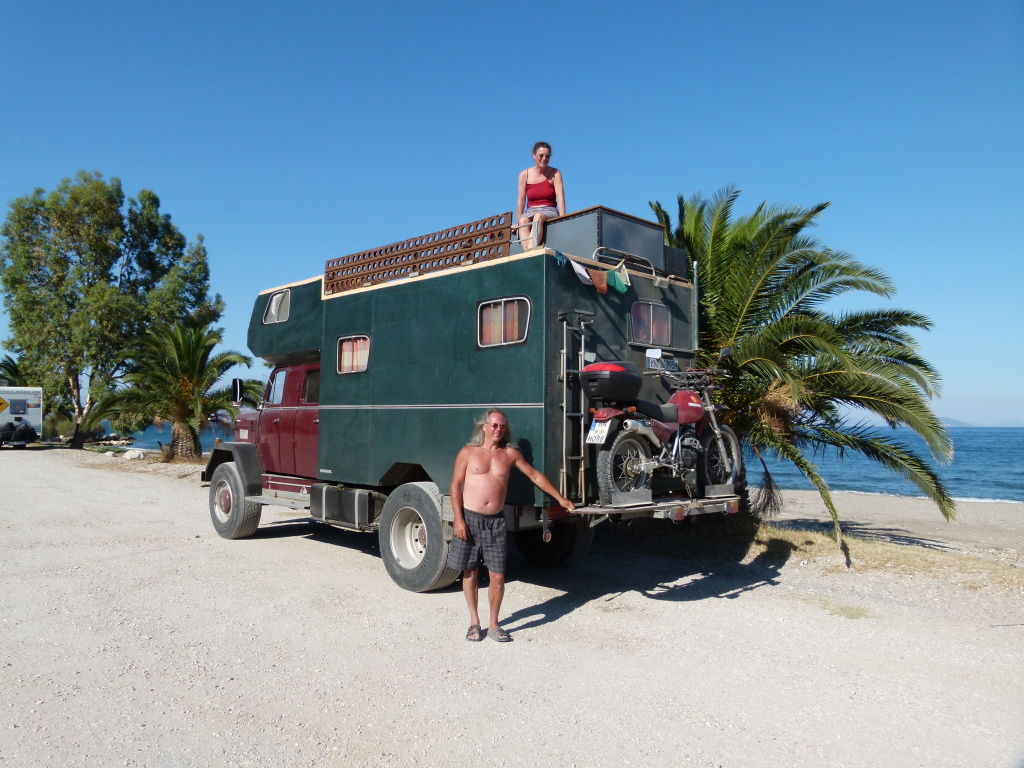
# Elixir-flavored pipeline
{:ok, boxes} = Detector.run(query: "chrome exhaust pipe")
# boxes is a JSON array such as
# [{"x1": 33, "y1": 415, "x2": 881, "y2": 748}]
[{"x1": 621, "y1": 419, "x2": 663, "y2": 449}]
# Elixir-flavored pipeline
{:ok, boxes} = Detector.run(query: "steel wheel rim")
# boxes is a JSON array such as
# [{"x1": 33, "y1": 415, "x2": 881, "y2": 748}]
[
  {"x1": 708, "y1": 432, "x2": 738, "y2": 484},
  {"x1": 214, "y1": 480, "x2": 233, "y2": 524},
  {"x1": 390, "y1": 506, "x2": 427, "y2": 568},
  {"x1": 613, "y1": 437, "x2": 648, "y2": 492}
]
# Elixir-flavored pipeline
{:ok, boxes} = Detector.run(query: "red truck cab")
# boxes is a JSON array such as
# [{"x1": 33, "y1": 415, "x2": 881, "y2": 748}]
[{"x1": 235, "y1": 363, "x2": 320, "y2": 479}]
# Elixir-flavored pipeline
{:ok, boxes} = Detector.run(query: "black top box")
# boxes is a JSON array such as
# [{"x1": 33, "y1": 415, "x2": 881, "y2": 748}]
[{"x1": 580, "y1": 361, "x2": 642, "y2": 402}]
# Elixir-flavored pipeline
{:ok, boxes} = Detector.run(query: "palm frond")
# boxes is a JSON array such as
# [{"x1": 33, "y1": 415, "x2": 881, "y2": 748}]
[{"x1": 654, "y1": 186, "x2": 955, "y2": 531}]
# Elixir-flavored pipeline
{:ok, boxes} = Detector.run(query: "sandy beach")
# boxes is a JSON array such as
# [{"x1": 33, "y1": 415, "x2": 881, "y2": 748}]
[
  {"x1": 1, "y1": 447, "x2": 1022, "y2": 767},
  {"x1": 774, "y1": 489, "x2": 1023, "y2": 566}
]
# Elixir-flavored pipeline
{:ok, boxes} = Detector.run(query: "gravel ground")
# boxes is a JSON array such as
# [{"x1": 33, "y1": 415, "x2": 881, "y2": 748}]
[{"x1": 1, "y1": 447, "x2": 1022, "y2": 768}]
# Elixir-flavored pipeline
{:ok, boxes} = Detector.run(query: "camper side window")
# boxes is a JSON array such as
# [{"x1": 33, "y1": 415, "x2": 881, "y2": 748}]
[
  {"x1": 337, "y1": 336, "x2": 370, "y2": 374},
  {"x1": 631, "y1": 302, "x2": 671, "y2": 346},
  {"x1": 478, "y1": 297, "x2": 531, "y2": 347},
  {"x1": 263, "y1": 289, "x2": 291, "y2": 324}
]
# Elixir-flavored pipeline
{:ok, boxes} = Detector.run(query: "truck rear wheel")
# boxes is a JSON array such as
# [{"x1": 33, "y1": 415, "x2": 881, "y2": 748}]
[
  {"x1": 379, "y1": 482, "x2": 458, "y2": 593},
  {"x1": 209, "y1": 462, "x2": 262, "y2": 539},
  {"x1": 513, "y1": 517, "x2": 594, "y2": 567}
]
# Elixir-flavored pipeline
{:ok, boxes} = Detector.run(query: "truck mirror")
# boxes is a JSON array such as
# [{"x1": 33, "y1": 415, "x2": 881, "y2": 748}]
[{"x1": 231, "y1": 378, "x2": 244, "y2": 406}]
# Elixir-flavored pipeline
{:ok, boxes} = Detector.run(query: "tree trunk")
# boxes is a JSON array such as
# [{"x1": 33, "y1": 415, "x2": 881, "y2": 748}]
[
  {"x1": 69, "y1": 398, "x2": 96, "y2": 450},
  {"x1": 68, "y1": 370, "x2": 87, "y2": 449},
  {"x1": 171, "y1": 421, "x2": 198, "y2": 459},
  {"x1": 68, "y1": 424, "x2": 87, "y2": 449}
]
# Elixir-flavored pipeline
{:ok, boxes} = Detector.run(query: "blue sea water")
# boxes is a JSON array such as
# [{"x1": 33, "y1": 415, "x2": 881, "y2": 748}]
[
  {"x1": 129, "y1": 423, "x2": 234, "y2": 452},
  {"x1": 128, "y1": 424, "x2": 1023, "y2": 503},
  {"x1": 756, "y1": 427, "x2": 1024, "y2": 503}
]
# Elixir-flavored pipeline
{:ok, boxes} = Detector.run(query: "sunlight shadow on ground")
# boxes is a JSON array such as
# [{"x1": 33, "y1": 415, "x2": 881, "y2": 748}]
[
  {"x1": 502, "y1": 520, "x2": 795, "y2": 633},
  {"x1": 770, "y1": 517, "x2": 955, "y2": 553},
  {"x1": 254, "y1": 518, "x2": 382, "y2": 556}
]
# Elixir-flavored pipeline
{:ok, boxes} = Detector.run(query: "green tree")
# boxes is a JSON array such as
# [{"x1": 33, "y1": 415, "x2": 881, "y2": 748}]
[
  {"x1": 650, "y1": 187, "x2": 954, "y2": 539},
  {"x1": 100, "y1": 322, "x2": 263, "y2": 459},
  {"x1": 0, "y1": 171, "x2": 224, "y2": 447}
]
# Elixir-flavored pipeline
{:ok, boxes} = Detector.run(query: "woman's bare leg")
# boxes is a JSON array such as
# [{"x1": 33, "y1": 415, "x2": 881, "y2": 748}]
[{"x1": 518, "y1": 216, "x2": 534, "y2": 250}]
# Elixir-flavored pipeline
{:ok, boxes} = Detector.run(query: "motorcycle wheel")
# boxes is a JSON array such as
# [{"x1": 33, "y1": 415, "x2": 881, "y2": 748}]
[
  {"x1": 697, "y1": 424, "x2": 742, "y2": 488},
  {"x1": 597, "y1": 429, "x2": 653, "y2": 503}
]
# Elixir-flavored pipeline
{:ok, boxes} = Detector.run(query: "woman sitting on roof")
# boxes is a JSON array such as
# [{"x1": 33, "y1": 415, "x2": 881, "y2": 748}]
[{"x1": 516, "y1": 141, "x2": 565, "y2": 250}]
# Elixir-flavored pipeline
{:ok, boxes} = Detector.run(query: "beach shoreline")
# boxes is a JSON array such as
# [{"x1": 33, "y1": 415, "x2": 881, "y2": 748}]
[
  {"x1": 27, "y1": 444, "x2": 1024, "y2": 566},
  {"x1": 775, "y1": 488, "x2": 1023, "y2": 565}
]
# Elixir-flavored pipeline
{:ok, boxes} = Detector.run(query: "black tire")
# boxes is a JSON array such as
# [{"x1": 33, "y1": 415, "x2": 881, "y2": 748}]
[
  {"x1": 697, "y1": 424, "x2": 743, "y2": 489},
  {"x1": 513, "y1": 517, "x2": 594, "y2": 567},
  {"x1": 209, "y1": 462, "x2": 262, "y2": 539},
  {"x1": 596, "y1": 429, "x2": 653, "y2": 503},
  {"x1": 379, "y1": 482, "x2": 458, "y2": 593}
]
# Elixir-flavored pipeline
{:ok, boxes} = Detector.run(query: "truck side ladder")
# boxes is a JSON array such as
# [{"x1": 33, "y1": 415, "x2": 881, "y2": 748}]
[{"x1": 558, "y1": 310, "x2": 593, "y2": 505}]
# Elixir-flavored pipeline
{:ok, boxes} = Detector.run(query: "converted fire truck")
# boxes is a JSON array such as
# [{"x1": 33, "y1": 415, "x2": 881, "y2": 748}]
[{"x1": 202, "y1": 207, "x2": 742, "y2": 591}]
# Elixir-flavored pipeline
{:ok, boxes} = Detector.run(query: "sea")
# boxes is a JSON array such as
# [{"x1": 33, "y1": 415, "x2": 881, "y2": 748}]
[
  {"x1": 129, "y1": 423, "x2": 235, "y2": 453},
  {"x1": 129, "y1": 424, "x2": 1024, "y2": 504},
  {"x1": 756, "y1": 427, "x2": 1024, "y2": 503}
]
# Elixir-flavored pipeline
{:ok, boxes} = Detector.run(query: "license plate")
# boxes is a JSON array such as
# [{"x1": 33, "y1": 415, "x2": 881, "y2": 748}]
[{"x1": 586, "y1": 420, "x2": 611, "y2": 444}]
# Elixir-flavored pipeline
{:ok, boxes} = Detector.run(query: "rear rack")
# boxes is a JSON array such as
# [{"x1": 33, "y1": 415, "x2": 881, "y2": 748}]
[{"x1": 573, "y1": 495, "x2": 741, "y2": 523}]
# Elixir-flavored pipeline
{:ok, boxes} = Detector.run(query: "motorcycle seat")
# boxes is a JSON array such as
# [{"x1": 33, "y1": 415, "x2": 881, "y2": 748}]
[{"x1": 636, "y1": 400, "x2": 678, "y2": 424}]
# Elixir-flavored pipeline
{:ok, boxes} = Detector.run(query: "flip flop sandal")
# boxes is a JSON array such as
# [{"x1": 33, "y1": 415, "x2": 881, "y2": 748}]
[
  {"x1": 490, "y1": 627, "x2": 512, "y2": 643},
  {"x1": 466, "y1": 624, "x2": 484, "y2": 642}
]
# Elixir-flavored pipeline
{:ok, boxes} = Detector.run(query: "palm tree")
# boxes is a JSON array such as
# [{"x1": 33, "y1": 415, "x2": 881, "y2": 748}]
[
  {"x1": 102, "y1": 323, "x2": 264, "y2": 459},
  {"x1": 650, "y1": 186, "x2": 954, "y2": 539},
  {"x1": 0, "y1": 354, "x2": 25, "y2": 386}
]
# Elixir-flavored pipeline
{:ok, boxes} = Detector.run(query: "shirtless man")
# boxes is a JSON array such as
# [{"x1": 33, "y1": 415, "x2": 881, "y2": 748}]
[{"x1": 448, "y1": 409, "x2": 575, "y2": 642}]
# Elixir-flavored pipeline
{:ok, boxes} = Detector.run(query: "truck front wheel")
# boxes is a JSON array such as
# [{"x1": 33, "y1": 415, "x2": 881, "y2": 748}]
[
  {"x1": 379, "y1": 482, "x2": 458, "y2": 592},
  {"x1": 209, "y1": 462, "x2": 262, "y2": 539}
]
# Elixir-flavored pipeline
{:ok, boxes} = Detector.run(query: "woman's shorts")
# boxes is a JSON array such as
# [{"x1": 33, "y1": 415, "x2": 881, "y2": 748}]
[
  {"x1": 521, "y1": 206, "x2": 559, "y2": 221},
  {"x1": 447, "y1": 509, "x2": 507, "y2": 574}
]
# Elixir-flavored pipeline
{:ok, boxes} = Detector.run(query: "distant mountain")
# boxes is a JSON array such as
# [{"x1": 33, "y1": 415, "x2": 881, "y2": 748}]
[
  {"x1": 941, "y1": 417, "x2": 977, "y2": 427},
  {"x1": 939, "y1": 417, "x2": 1024, "y2": 428}
]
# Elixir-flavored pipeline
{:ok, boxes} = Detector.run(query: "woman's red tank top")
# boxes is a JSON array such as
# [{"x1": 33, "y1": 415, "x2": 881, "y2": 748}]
[{"x1": 526, "y1": 177, "x2": 556, "y2": 209}]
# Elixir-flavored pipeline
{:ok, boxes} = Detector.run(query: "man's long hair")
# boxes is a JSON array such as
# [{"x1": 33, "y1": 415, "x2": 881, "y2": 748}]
[{"x1": 468, "y1": 408, "x2": 513, "y2": 448}]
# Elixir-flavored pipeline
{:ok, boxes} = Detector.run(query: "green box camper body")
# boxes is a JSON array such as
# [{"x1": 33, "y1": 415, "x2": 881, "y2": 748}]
[
  {"x1": 245, "y1": 207, "x2": 698, "y2": 507},
  {"x1": 204, "y1": 207, "x2": 740, "y2": 591}
]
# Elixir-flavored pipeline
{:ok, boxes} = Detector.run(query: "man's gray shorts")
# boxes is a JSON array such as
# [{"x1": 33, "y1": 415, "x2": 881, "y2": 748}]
[{"x1": 447, "y1": 509, "x2": 507, "y2": 574}]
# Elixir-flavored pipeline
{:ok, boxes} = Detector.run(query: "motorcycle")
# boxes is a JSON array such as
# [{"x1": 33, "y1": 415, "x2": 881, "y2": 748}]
[{"x1": 580, "y1": 357, "x2": 743, "y2": 505}]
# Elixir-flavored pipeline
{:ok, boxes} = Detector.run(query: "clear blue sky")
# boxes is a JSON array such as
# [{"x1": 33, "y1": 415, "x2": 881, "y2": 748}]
[{"x1": 2, "y1": 0, "x2": 1021, "y2": 424}]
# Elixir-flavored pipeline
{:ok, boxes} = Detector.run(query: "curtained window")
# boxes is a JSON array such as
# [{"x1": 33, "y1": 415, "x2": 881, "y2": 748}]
[
  {"x1": 337, "y1": 336, "x2": 370, "y2": 374},
  {"x1": 478, "y1": 297, "x2": 531, "y2": 347},
  {"x1": 631, "y1": 302, "x2": 671, "y2": 346}
]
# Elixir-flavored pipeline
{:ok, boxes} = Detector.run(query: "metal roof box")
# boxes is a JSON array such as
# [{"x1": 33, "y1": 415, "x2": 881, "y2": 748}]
[{"x1": 544, "y1": 206, "x2": 666, "y2": 272}]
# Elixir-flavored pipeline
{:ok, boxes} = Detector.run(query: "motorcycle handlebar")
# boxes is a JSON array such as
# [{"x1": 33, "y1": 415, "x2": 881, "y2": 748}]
[{"x1": 645, "y1": 367, "x2": 730, "y2": 385}]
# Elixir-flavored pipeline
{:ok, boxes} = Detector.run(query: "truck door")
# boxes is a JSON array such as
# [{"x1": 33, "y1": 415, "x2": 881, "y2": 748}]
[
  {"x1": 258, "y1": 368, "x2": 297, "y2": 475},
  {"x1": 293, "y1": 367, "x2": 320, "y2": 478}
]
